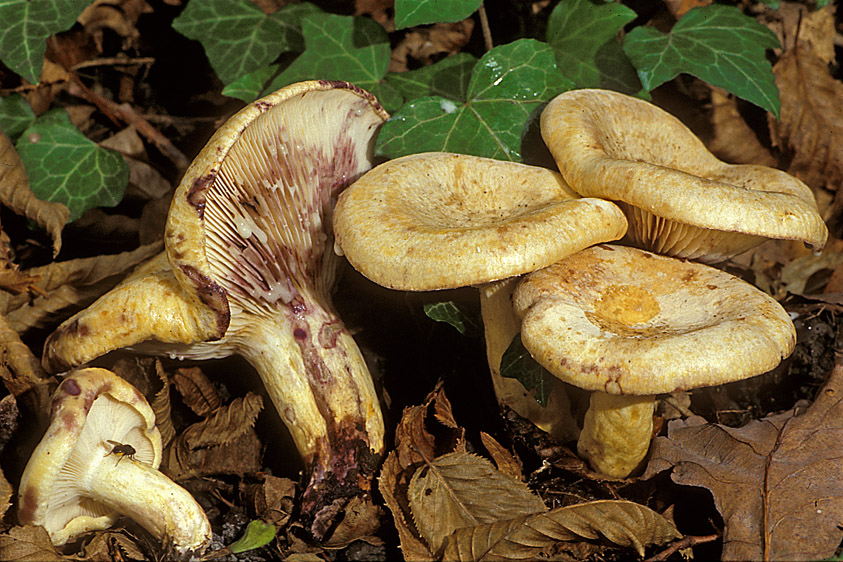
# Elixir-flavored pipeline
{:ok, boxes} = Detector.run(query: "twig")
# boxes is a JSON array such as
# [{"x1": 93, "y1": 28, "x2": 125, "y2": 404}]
[
  {"x1": 478, "y1": 3, "x2": 493, "y2": 51},
  {"x1": 71, "y1": 57, "x2": 156, "y2": 71},
  {"x1": 644, "y1": 533, "x2": 719, "y2": 562}
]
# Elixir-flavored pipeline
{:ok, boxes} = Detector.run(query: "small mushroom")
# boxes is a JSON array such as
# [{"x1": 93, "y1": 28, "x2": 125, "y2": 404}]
[
  {"x1": 541, "y1": 88, "x2": 828, "y2": 263},
  {"x1": 513, "y1": 244, "x2": 797, "y2": 477},
  {"x1": 17, "y1": 367, "x2": 211, "y2": 557},
  {"x1": 334, "y1": 152, "x2": 628, "y2": 440},
  {"x1": 40, "y1": 81, "x2": 389, "y2": 539}
]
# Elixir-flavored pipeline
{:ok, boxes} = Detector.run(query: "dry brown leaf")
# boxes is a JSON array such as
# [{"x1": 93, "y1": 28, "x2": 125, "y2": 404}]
[
  {"x1": 78, "y1": 0, "x2": 152, "y2": 50},
  {"x1": 708, "y1": 88, "x2": 777, "y2": 167},
  {"x1": 22, "y1": 59, "x2": 71, "y2": 115},
  {"x1": 183, "y1": 392, "x2": 263, "y2": 450},
  {"x1": 0, "y1": 525, "x2": 68, "y2": 561},
  {"x1": 0, "y1": 262, "x2": 42, "y2": 297},
  {"x1": 172, "y1": 366, "x2": 222, "y2": 417},
  {"x1": 151, "y1": 360, "x2": 175, "y2": 447},
  {"x1": 0, "y1": 393, "x2": 19, "y2": 456},
  {"x1": 409, "y1": 451, "x2": 547, "y2": 554},
  {"x1": 0, "y1": 128, "x2": 68, "y2": 257},
  {"x1": 100, "y1": 126, "x2": 172, "y2": 201},
  {"x1": 81, "y1": 530, "x2": 145, "y2": 562},
  {"x1": 441, "y1": 499, "x2": 681, "y2": 561},
  {"x1": 769, "y1": 49, "x2": 843, "y2": 195},
  {"x1": 779, "y1": 250, "x2": 843, "y2": 296},
  {"x1": 241, "y1": 474, "x2": 296, "y2": 528},
  {"x1": 662, "y1": 0, "x2": 710, "y2": 19},
  {"x1": 0, "y1": 242, "x2": 162, "y2": 333},
  {"x1": 324, "y1": 495, "x2": 384, "y2": 547},
  {"x1": 0, "y1": 313, "x2": 51, "y2": 410},
  {"x1": 479, "y1": 431, "x2": 523, "y2": 481},
  {"x1": 644, "y1": 362, "x2": 843, "y2": 561},
  {"x1": 389, "y1": 20, "x2": 474, "y2": 72},
  {"x1": 0, "y1": 465, "x2": 12, "y2": 523},
  {"x1": 763, "y1": 3, "x2": 836, "y2": 65}
]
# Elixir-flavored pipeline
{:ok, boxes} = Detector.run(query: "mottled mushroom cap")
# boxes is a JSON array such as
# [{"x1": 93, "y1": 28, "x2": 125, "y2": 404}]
[
  {"x1": 541, "y1": 89, "x2": 828, "y2": 263},
  {"x1": 18, "y1": 367, "x2": 162, "y2": 544},
  {"x1": 513, "y1": 244, "x2": 796, "y2": 395},
  {"x1": 333, "y1": 152, "x2": 629, "y2": 291}
]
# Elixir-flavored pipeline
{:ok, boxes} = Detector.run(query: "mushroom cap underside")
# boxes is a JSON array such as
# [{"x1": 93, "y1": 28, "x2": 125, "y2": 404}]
[
  {"x1": 513, "y1": 244, "x2": 796, "y2": 395},
  {"x1": 17, "y1": 368, "x2": 162, "y2": 543},
  {"x1": 333, "y1": 151, "x2": 629, "y2": 291},
  {"x1": 540, "y1": 88, "x2": 827, "y2": 253}
]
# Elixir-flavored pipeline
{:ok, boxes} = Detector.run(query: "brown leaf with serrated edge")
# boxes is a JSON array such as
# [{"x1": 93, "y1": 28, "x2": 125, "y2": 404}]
[
  {"x1": 0, "y1": 313, "x2": 51, "y2": 413},
  {"x1": 708, "y1": 88, "x2": 777, "y2": 167},
  {"x1": 0, "y1": 242, "x2": 162, "y2": 334},
  {"x1": 151, "y1": 360, "x2": 175, "y2": 447},
  {"x1": 643, "y1": 362, "x2": 843, "y2": 561},
  {"x1": 183, "y1": 392, "x2": 262, "y2": 450},
  {"x1": 0, "y1": 128, "x2": 68, "y2": 257},
  {"x1": 769, "y1": 49, "x2": 843, "y2": 194},
  {"x1": 409, "y1": 452, "x2": 547, "y2": 554},
  {"x1": 441, "y1": 500, "x2": 681, "y2": 561},
  {"x1": 241, "y1": 474, "x2": 296, "y2": 528},
  {"x1": 81, "y1": 530, "x2": 145, "y2": 562},
  {"x1": 172, "y1": 366, "x2": 222, "y2": 417},
  {"x1": 0, "y1": 525, "x2": 69, "y2": 561},
  {"x1": 479, "y1": 431, "x2": 523, "y2": 481}
]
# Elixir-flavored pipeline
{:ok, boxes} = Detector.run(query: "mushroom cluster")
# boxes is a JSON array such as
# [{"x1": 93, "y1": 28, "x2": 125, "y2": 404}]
[
  {"x1": 38, "y1": 80, "x2": 389, "y2": 539},
  {"x1": 333, "y1": 88, "x2": 828, "y2": 478}
]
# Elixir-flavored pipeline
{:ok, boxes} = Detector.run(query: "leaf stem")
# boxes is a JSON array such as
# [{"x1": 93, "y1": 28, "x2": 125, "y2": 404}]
[{"x1": 478, "y1": 3, "x2": 493, "y2": 51}]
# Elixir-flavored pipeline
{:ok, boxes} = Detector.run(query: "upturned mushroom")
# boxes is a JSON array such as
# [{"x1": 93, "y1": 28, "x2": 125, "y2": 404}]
[
  {"x1": 333, "y1": 151, "x2": 628, "y2": 440},
  {"x1": 513, "y1": 244, "x2": 797, "y2": 477},
  {"x1": 40, "y1": 81, "x2": 388, "y2": 539},
  {"x1": 541, "y1": 88, "x2": 827, "y2": 263},
  {"x1": 18, "y1": 367, "x2": 211, "y2": 558}
]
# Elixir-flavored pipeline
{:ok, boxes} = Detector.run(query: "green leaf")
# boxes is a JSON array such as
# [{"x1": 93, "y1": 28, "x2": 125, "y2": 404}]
[
  {"x1": 172, "y1": 1, "x2": 318, "y2": 85},
  {"x1": 0, "y1": 94, "x2": 36, "y2": 140},
  {"x1": 386, "y1": 52, "x2": 477, "y2": 103},
  {"x1": 622, "y1": 4, "x2": 781, "y2": 117},
  {"x1": 0, "y1": 0, "x2": 91, "y2": 83},
  {"x1": 394, "y1": 0, "x2": 483, "y2": 29},
  {"x1": 264, "y1": 13, "x2": 391, "y2": 96},
  {"x1": 546, "y1": 0, "x2": 642, "y2": 94},
  {"x1": 500, "y1": 333, "x2": 555, "y2": 407},
  {"x1": 228, "y1": 520, "x2": 276, "y2": 554},
  {"x1": 221, "y1": 65, "x2": 280, "y2": 102},
  {"x1": 423, "y1": 301, "x2": 481, "y2": 337},
  {"x1": 15, "y1": 109, "x2": 129, "y2": 222},
  {"x1": 376, "y1": 39, "x2": 572, "y2": 162}
]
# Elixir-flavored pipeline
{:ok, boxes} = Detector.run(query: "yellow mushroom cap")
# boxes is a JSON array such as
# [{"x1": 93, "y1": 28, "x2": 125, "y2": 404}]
[
  {"x1": 333, "y1": 152, "x2": 629, "y2": 291},
  {"x1": 540, "y1": 89, "x2": 828, "y2": 263},
  {"x1": 513, "y1": 244, "x2": 796, "y2": 395}
]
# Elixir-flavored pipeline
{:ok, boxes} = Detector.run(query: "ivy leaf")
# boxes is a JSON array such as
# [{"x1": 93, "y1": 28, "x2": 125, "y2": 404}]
[
  {"x1": 423, "y1": 301, "x2": 481, "y2": 337},
  {"x1": 386, "y1": 52, "x2": 476, "y2": 102},
  {"x1": 228, "y1": 520, "x2": 276, "y2": 554},
  {"x1": 546, "y1": 0, "x2": 641, "y2": 94},
  {"x1": 172, "y1": 1, "x2": 318, "y2": 85},
  {"x1": 623, "y1": 4, "x2": 781, "y2": 117},
  {"x1": 0, "y1": 94, "x2": 35, "y2": 140},
  {"x1": 265, "y1": 13, "x2": 390, "y2": 95},
  {"x1": 0, "y1": 0, "x2": 91, "y2": 84},
  {"x1": 499, "y1": 333, "x2": 555, "y2": 407},
  {"x1": 221, "y1": 65, "x2": 280, "y2": 103},
  {"x1": 15, "y1": 109, "x2": 129, "y2": 222},
  {"x1": 394, "y1": 0, "x2": 483, "y2": 29},
  {"x1": 376, "y1": 39, "x2": 572, "y2": 162}
]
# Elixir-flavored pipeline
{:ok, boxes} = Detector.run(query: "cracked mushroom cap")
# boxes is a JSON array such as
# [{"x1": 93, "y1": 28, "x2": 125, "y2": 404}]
[
  {"x1": 333, "y1": 152, "x2": 629, "y2": 291},
  {"x1": 540, "y1": 89, "x2": 828, "y2": 263},
  {"x1": 513, "y1": 244, "x2": 796, "y2": 395},
  {"x1": 17, "y1": 368, "x2": 211, "y2": 555}
]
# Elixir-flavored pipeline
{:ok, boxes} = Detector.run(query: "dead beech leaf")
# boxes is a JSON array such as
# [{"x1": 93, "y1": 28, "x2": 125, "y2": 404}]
[
  {"x1": 441, "y1": 499, "x2": 681, "y2": 561},
  {"x1": 763, "y1": 3, "x2": 836, "y2": 65},
  {"x1": 409, "y1": 451, "x2": 547, "y2": 554},
  {"x1": 479, "y1": 431, "x2": 523, "y2": 481},
  {"x1": 0, "y1": 128, "x2": 68, "y2": 257},
  {"x1": 769, "y1": 49, "x2": 843, "y2": 194},
  {"x1": 0, "y1": 242, "x2": 162, "y2": 334},
  {"x1": 0, "y1": 313, "x2": 51, "y2": 410},
  {"x1": 241, "y1": 474, "x2": 296, "y2": 528},
  {"x1": 81, "y1": 530, "x2": 145, "y2": 562},
  {"x1": 151, "y1": 360, "x2": 175, "y2": 447},
  {"x1": 0, "y1": 525, "x2": 68, "y2": 561},
  {"x1": 389, "y1": 20, "x2": 474, "y2": 72},
  {"x1": 172, "y1": 366, "x2": 222, "y2": 417},
  {"x1": 644, "y1": 362, "x2": 843, "y2": 561},
  {"x1": 183, "y1": 392, "x2": 263, "y2": 450},
  {"x1": 708, "y1": 88, "x2": 776, "y2": 167}
]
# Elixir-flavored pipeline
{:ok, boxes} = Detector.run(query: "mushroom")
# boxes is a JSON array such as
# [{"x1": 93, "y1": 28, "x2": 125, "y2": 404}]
[
  {"x1": 17, "y1": 367, "x2": 211, "y2": 557},
  {"x1": 512, "y1": 244, "x2": 797, "y2": 477},
  {"x1": 540, "y1": 88, "x2": 828, "y2": 263},
  {"x1": 40, "y1": 81, "x2": 388, "y2": 539},
  {"x1": 333, "y1": 151, "x2": 628, "y2": 440}
]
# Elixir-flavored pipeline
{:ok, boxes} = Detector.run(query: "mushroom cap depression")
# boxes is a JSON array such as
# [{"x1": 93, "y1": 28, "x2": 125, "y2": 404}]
[
  {"x1": 333, "y1": 152, "x2": 628, "y2": 290},
  {"x1": 513, "y1": 244, "x2": 796, "y2": 395},
  {"x1": 17, "y1": 368, "x2": 162, "y2": 543},
  {"x1": 540, "y1": 89, "x2": 828, "y2": 263}
]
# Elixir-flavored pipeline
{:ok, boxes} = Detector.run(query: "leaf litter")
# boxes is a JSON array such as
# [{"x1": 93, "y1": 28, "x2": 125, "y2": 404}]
[{"x1": 0, "y1": 1, "x2": 842, "y2": 561}]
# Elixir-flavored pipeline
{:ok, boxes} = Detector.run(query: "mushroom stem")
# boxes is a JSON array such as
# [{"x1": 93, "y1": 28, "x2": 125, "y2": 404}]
[
  {"x1": 230, "y1": 295, "x2": 384, "y2": 539},
  {"x1": 577, "y1": 392, "x2": 655, "y2": 478},
  {"x1": 75, "y1": 451, "x2": 211, "y2": 557}
]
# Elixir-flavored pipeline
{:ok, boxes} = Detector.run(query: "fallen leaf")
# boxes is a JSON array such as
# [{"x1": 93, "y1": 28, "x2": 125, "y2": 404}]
[
  {"x1": 0, "y1": 128, "x2": 68, "y2": 256},
  {"x1": 389, "y1": 20, "x2": 475, "y2": 72},
  {"x1": 763, "y1": 2, "x2": 836, "y2": 65},
  {"x1": 80, "y1": 529, "x2": 145, "y2": 562},
  {"x1": 409, "y1": 451, "x2": 547, "y2": 554},
  {"x1": 0, "y1": 525, "x2": 68, "y2": 562},
  {"x1": 479, "y1": 431, "x2": 523, "y2": 481},
  {"x1": 779, "y1": 250, "x2": 843, "y2": 297},
  {"x1": 182, "y1": 392, "x2": 263, "y2": 450},
  {"x1": 0, "y1": 465, "x2": 12, "y2": 522},
  {"x1": 441, "y1": 499, "x2": 681, "y2": 561},
  {"x1": 0, "y1": 313, "x2": 51, "y2": 409},
  {"x1": 769, "y1": 49, "x2": 843, "y2": 196},
  {"x1": 241, "y1": 474, "x2": 296, "y2": 528},
  {"x1": 151, "y1": 360, "x2": 175, "y2": 447},
  {"x1": 708, "y1": 88, "x2": 777, "y2": 167},
  {"x1": 644, "y1": 362, "x2": 843, "y2": 561},
  {"x1": 172, "y1": 366, "x2": 222, "y2": 417},
  {"x1": 0, "y1": 393, "x2": 19, "y2": 454}
]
